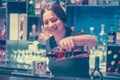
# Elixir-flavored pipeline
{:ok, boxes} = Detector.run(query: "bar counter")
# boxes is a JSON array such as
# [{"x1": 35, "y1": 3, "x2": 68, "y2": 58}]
[
  {"x1": 2, "y1": 41, "x2": 120, "y2": 80},
  {"x1": 0, "y1": 72, "x2": 120, "y2": 80},
  {"x1": 0, "y1": 63, "x2": 120, "y2": 80}
]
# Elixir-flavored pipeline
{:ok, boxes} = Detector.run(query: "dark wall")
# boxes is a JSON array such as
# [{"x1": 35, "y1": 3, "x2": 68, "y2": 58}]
[{"x1": 66, "y1": 6, "x2": 120, "y2": 35}]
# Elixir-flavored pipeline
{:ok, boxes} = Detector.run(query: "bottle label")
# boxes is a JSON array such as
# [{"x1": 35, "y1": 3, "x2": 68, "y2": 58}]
[
  {"x1": 108, "y1": 35, "x2": 114, "y2": 43},
  {"x1": 116, "y1": 32, "x2": 120, "y2": 43}
]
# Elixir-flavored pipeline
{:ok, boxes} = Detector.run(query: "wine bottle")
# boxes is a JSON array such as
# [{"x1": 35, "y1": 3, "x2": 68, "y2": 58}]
[
  {"x1": 107, "y1": 24, "x2": 116, "y2": 45},
  {"x1": 91, "y1": 56, "x2": 103, "y2": 80},
  {"x1": 46, "y1": 46, "x2": 90, "y2": 61}
]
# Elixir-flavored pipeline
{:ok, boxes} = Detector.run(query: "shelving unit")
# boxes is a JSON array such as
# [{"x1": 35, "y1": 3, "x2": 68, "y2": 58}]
[{"x1": 0, "y1": 3, "x2": 6, "y2": 62}]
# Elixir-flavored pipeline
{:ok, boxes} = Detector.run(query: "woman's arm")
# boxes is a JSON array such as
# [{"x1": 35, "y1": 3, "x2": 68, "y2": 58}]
[
  {"x1": 59, "y1": 34, "x2": 98, "y2": 52},
  {"x1": 72, "y1": 34, "x2": 98, "y2": 47}
]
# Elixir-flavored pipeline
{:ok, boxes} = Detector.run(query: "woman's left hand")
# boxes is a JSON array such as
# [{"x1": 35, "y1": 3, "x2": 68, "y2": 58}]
[{"x1": 59, "y1": 37, "x2": 75, "y2": 52}]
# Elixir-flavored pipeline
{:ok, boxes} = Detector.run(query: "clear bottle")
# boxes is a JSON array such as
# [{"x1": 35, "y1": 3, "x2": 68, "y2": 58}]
[
  {"x1": 80, "y1": 27, "x2": 85, "y2": 33},
  {"x1": 99, "y1": 24, "x2": 107, "y2": 45},
  {"x1": 107, "y1": 24, "x2": 116, "y2": 45},
  {"x1": 90, "y1": 26, "x2": 95, "y2": 36},
  {"x1": 91, "y1": 56, "x2": 103, "y2": 80}
]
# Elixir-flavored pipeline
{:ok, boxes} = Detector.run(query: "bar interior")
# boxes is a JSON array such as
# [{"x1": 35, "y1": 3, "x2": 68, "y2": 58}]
[{"x1": 0, "y1": 0, "x2": 120, "y2": 80}]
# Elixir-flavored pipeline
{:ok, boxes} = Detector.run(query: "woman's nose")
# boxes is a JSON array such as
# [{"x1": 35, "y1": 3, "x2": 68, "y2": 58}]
[{"x1": 48, "y1": 21, "x2": 54, "y2": 28}]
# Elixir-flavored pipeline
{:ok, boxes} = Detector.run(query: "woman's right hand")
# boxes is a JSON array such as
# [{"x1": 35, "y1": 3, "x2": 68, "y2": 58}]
[{"x1": 59, "y1": 36, "x2": 75, "y2": 52}]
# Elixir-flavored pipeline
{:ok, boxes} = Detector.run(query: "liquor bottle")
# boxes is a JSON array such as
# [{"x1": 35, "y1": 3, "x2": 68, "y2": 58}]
[
  {"x1": 99, "y1": 24, "x2": 107, "y2": 45},
  {"x1": 107, "y1": 24, "x2": 116, "y2": 45},
  {"x1": 90, "y1": 26, "x2": 95, "y2": 36},
  {"x1": 28, "y1": 0, "x2": 35, "y2": 15},
  {"x1": 91, "y1": 56, "x2": 103, "y2": 80},
  {"x1": 46, "y1": 46, "x2": 65, "y2": 60},
  {"x1": 80, "y1": 27, "x2": 85, "y2": 33},
  {"x1": 116, "y1": 20, "x2": 120, "y2": 45},
  {"x1": 19, "y1": 21, "x2": 24, "y2": 40},
  {"x1": 46, "y1": 46, "x2": 89, "y2": 61}
]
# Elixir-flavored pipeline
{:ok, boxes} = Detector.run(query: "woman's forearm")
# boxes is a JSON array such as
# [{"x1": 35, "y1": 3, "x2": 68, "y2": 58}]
[{"x1": 72, "y1": 35, "x2": 98, "y2": 47}]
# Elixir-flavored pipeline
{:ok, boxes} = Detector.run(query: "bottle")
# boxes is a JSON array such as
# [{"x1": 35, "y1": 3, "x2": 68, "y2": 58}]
[
  {"x1": 91, "y1": 56, "x2": 103, "y2": 80},
  {"x1": 90, "y1": 26, "x2": 95, "y2": 36},
  {"x1": 46, "y1": 45, "x2": 90, "y2": 61},
  {"x1": 19, "y1": 21, "x2": 24, "y2": 40},
  {"x1": 80, "y1": 27, "x2": 85, "y2": 33},
  {"x1": 116, "y1": 20, "x2": 120, "y2": 45},
  {"x1": 99, "y1": 24, "x2": 107, "y2": 45},
  {"x1": 28, "y1": 0, "x2": 35, "y2": 15},
  {"x1": 107, "y1": 24, "x2": 116, "y2": 45},
  {"x1": 46, "y1": 46, "x2": 65, "y2": 61}
]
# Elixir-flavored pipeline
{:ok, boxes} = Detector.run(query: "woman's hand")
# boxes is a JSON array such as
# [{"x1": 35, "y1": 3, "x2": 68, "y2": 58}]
[{"x1": 59, "y1": 36, "x2": 75, "y2": 52}]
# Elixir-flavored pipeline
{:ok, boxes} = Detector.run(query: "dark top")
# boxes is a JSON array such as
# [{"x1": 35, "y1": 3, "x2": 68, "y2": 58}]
[{"x1": 46, "y1": 27, "x2": 90, "y2": 78}]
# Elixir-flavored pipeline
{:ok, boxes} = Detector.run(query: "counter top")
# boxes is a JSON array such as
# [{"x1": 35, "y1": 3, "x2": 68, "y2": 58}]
[{"x1": 0, "y1": 62, "x2": 120, "y2": 80}]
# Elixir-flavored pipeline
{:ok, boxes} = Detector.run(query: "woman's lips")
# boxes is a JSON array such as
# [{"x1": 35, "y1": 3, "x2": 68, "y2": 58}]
[{"x1": 48, "y1": 26, "x2": 57, "y2": 31}]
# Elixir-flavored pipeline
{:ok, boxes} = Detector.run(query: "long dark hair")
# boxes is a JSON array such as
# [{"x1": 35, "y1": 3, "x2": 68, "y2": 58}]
[{"x1": 41, "y1": 4, "x2": 66, "y2": 25}]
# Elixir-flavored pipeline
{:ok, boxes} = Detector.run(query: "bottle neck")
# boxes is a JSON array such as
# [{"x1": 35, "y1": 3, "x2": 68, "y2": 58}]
[
  {"x1": 94, "y1": 56, "x2": 100, "y2": 71},
  {"x1": 100, "y1": 25, "x2": 106, "y2": 36},
  {"x1": 110, "y1": 25, "x2": 114, "y2": 33}
]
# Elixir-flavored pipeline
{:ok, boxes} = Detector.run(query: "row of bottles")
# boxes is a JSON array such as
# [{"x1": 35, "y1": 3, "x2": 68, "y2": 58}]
[
  {"x1": 88, "y1": 21, "x2": 120, "y2": 45},
  {"x1": 28, "y1": 0, "x2": 47, "y2": 16},
  {"x1": 89, "y1": 0, "x2": 120, "y2": 6},
  {"x1": 73, "y1": 21, "x2": 120, "y2": 46}
]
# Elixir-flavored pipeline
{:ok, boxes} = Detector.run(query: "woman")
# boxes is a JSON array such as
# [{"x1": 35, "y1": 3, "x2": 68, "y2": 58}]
[{"x1": 41, "y1": 4, "x2": 98, "y2": 78}]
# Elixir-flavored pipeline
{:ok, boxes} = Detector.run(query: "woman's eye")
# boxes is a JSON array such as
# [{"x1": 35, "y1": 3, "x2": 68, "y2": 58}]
[
  {"x1": 50, "y1": 18, "x2": 58, "y2": 23},
  {"x1": 44, "y1": 21, "x2": 48, "y2": 25}
]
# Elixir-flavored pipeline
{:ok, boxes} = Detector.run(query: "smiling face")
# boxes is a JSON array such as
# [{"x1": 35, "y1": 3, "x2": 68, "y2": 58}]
[{"x1": 42, "y1": 10, "x2": 65, "y2": 35}]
